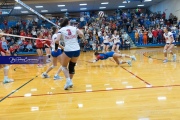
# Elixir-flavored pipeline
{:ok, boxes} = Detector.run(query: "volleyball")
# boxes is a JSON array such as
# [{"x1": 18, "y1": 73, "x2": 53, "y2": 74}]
[{"x1": 98, "y1": 11, "x2": 104, "y2": 18}]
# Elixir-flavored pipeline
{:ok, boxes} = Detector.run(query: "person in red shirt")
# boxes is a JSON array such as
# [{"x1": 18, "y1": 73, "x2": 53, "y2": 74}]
[
  {"x1": 36, "y1": 31, "x2": 45, "y2": 67},
  {"x1": 152, "y1": 29, "x2": 158, "y2": 44},
  {"x1": 20, "y1": 29, "x2": 26, "y2": 36},
  {"x1": 0, "y1": 30, "x2": 14, "y2": 84},
  {"x1": 162, "y1": 12, "x2": 166, "y2": 20},
  {"x1": 43, "y1": 30, "x2": 52, "y2": 62},
  {"x1": 9, "y1": 46, "x2": 15, "y2": 55},
  {"x1": 20, "y1": 29, "x2": 26, "y2": 41},
  {"x1": 27, "y1": 31, "x2": 32, "y2": 37}
]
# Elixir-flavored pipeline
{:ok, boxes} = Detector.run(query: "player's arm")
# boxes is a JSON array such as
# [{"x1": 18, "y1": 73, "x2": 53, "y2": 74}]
[
  {"x1": 45, "y1": 44, "x2": 50, "y2": 47},
  {"x1": 77, "y1": 29, "x2": 85, "y2": 40},
  {"x1": 55, "y1": 32, "x2": 62, "y2": 50},
  {"x1": 110, "y1": 36, "x2": 114, "y2": 41},
  {"x1": 108, "y1": 36, "x2": 111, "y2": 42},
  {"x1": 169, "y1": 34, "x2": 174, "y2": 44},
  {"x1": 0, "y1": 47, "x2": 6, "y2": 54},
  {"x1": 163, "y1": 34, "x2": 167, "y2": 43},
  {"x1": 87, "y1": 55, "x2": 101, "y2": 63},
  {"x1": 58, "y1": 44, "x2": 64, "y2": 52}
]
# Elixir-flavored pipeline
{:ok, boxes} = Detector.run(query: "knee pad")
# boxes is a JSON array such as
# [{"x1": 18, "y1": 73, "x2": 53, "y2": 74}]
[
  {"x1": 4, "y1": 66, "x2": 9, "y2": 70},
  {"x1": 163, "y1": 50, "x2": 167, "y2": 53},
  {"x1": 68, "y1": 61, "x2": 76, "y2": 74},
  {"x1": 121, "y1": 54, "x2": 125, "y2": 57},
  {"x1": 61, "y1": 66, "x2": 68, "y2": 71},
  {"x1": 50, "y1": 65, "x2": 56, "y2": 69}
]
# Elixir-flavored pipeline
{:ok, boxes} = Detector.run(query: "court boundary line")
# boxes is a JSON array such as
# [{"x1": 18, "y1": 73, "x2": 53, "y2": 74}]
[
  {"x1": 108, "y1": 59, "x2": 152, "y2": 85},
  {"x1": 121, "y1": 66, "x2": 151, "y2": 85},
  {"x1": 4, "y1": 84, "x2": 180, "y2": 99}
]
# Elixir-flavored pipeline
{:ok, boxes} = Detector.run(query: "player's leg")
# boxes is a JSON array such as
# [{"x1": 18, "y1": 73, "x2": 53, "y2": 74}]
[
  {"x1": 111, "y1": 44, "x2": 116, "y2": 52},
  {"x1": 163, "y1": 44, "x2": 168, "y2": 63},
  {"x1": 115, "y1": 44, "x2": 120, "y2": 53},
  {"x1": 36, "y1": 48, "x2": 43, "y2": 67},
  {"x1": 113, "y1": 57, "x2": 132, "y2": 66},
  {"x1": 3, "y1": 64, "x2": 14, "y2": 84},
  {"x1": 167, "y1": 44, "x2": 176, "y2": 61},
  {"x1": 54, "y1": 55, "x2": 63, "y2": 80},
  {"x1": 45, "y1": 47, "x2": 51, "y2": 62},
  {"x1": 106, "y1": 45, "x2": 109, "y2": 52},
  {"x1": 113, "y1": 53, "x2": 136, "y2": 61},
  {"x1": 103, "y1": 44, "x2": 106, "y2": 53},
  {"x1": 42, "y1": 57, "x2": 57, "y2": 78},
  {"x1": 61, "y1": 52, "x2": 72, "y2": 90},
  {"x1": 67, "y1": 50, "x2": 80, "y2": 88}
]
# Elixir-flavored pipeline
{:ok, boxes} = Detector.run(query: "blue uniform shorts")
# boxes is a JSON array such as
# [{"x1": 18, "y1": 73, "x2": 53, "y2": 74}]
[
  {"x1": 104, "y1": 51, "x2": 115, "y2": 58},
  {"x1": 51, "y1": 49, "x2": 62, "y2": 57},
  {"x1": 64, "y1": 50, "x2": 80, "y2": 58}
]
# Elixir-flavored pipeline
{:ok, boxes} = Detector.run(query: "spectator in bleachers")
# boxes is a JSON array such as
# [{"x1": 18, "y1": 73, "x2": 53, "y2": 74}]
[
  {"x1": 135, "y1": 30, "x2": 139, "y2": 44},
  {"x1": 148, "y1": 30, "x2": 153, "y2": 44},
  {"x1": 122, "y1": 31, "x2": 128, "y2": 44},
  {"x1": 83, "y1": 40, "x2": 90, "y2": 52},
  {"x1": 152, "y1": 28, "x2": 158, "y2": 44},
  {"x1": 157, "y1": 28, "x2": 163, "y2": 44},
  {"x1": 1, "y1": 37, "x2": 8, "y2": 51},
  {"x1": 31, "y1": 27, "x2": 37, "y2": 38},
  {"x1": 9, "y1": 46, "x2": 15, "y2": 56},
  {"x1": 139, "y1": 31, "x2": 143, "y2": 45},
  {"x1": 175, "y1": 27, "x2": 179, "y2": 42},
  {"x1": 26, "y1": 41, "x2": 33, "y2": 52},
  {"x1": 143, "y1": 30, "x2": 148, "y2": 45},
  {"x1": 160, "y1": 18, "x2": 164, "y2": 27}
]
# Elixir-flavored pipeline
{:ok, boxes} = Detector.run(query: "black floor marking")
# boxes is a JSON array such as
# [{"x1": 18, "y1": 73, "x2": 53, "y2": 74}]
[
  {"x1": 143, "y1": 52, "x2": 180, "y2": 62},
  {"x1": 0, "y1": 74, "x2": 40, "y2": 102}
]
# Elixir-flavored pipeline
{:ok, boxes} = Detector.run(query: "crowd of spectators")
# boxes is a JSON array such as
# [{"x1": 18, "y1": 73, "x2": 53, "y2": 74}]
[
  {"x1": 130, "y1": 12, "x2": 180, "y2": 45},
  {"x1": 0, "y1": 9, "x2": 179, "y2": 54}
]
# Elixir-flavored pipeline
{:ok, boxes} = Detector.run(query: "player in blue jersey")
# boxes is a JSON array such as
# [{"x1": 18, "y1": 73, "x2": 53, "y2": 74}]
[{"x1": 87, "y1": 51, "x2": 136, "y2": 66}]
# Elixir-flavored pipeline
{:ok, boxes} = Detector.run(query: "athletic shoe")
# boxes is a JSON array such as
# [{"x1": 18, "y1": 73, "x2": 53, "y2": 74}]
[
  {"x1": 163, "y1": 59, "x2": 168, "y2": 63},
  {"x1": 3, "y1": 78, "x2": 14, "y2": 84},
  {"x1": 173, "y1": 54, "x2": 176, "y2": 62},
  {"x1": 131, "y1": 55, "x2": 136, "y2": 61},
  {"x1": 64, "y1": 80, "x2": 73, "y2": 90},
  {"x1": 46, "y1": 59, "x2": 51, "y2": 63},
  {"x1": 42, "y1": 73, "x2": 50, "y2": 78},
  {"x1": 127, "y1": 60, "x2": 132, "y2": 67},
  {"x1": 53, "y1": 75, "x2": 63, "y2": 80}
]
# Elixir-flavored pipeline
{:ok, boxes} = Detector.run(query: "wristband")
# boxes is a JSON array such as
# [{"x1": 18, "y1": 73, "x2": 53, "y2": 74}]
[{"x1": 55, "y1": 43, "x2": 59, "y2": 51}]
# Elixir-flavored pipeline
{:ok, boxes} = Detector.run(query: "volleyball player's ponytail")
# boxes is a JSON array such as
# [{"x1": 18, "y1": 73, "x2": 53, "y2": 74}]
[
  {"x1": 52, "y1": 26, "x2": 57, "y2": 35},
  {"x1": 60, "y1": 18, "x2": 69, "y2": 27},
  {"x1": 94, "y1": 51, "x2": 99, "y2": 56}
]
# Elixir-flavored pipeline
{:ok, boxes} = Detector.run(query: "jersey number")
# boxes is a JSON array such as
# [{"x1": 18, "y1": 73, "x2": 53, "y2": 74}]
[{"x1": 66, "y1": 29, "x2": 72, "y2": 35}]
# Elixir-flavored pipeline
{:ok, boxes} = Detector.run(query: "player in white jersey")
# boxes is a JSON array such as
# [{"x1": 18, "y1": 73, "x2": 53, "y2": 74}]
[
  {"x1": 163, "y1": 27, "x2": 176, "y2": 63},
  {"x1": 103, "y1": 32, "x2": 110, "y2": 53},
  {"x1": 0, "y1": 30, "x2": 14, "y2": 84},
  {"x1": 111, "y1": 30, "x2": 120, "y2": 53},
  {"x1": 42, "y1": 26, "x2": 64, "y2": 80},
  {"x1": 55, "y1": 18, "x2": 84, "y2": 90}
]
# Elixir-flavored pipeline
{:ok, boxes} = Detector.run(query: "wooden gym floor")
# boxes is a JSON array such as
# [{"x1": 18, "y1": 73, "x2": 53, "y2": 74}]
[{"x1": 0, "y1": 47, "x2": 180, "y2": 120}]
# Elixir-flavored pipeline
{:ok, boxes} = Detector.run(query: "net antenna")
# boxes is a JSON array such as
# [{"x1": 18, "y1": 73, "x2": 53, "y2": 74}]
[{"x1": 14, "y1": 0, "x2": 60, "y2": 28}]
